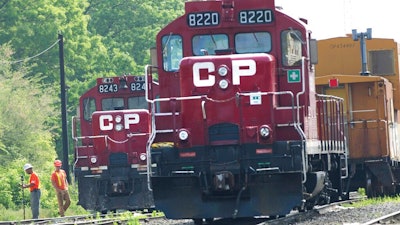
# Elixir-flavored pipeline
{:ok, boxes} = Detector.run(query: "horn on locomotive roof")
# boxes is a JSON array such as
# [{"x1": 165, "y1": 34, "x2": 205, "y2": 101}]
[{"x1": 352, "y1": 28, "x2": 372, "y2": 76}]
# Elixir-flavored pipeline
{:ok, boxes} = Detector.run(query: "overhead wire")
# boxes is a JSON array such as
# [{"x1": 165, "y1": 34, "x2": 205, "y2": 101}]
[{"x1": 0, "y1": 39, "x2": 60, "y2": 64}]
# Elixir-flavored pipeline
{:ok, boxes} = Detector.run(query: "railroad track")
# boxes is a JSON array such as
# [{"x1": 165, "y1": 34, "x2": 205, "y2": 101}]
[
  {"x1": 358, "y1": 210, "x2": 400, "y2": 225},
  {"x1": 185, "y1": 196, "x2": 365, "y2": 225},
  {"x1": 0, "y1": 211, "x2": 164, "y2": 225},
  {"x1": 260, "y1": 196, "x2": 365, "y2": 225},
  {"x1": 0, "y1": 194, "x2": 365, "y2": 225}
]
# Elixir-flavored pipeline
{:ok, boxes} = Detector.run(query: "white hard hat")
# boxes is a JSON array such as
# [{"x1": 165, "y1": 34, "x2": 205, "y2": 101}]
[{"x1": 23, "y1": 163, "x2": 33, "y2": 170}]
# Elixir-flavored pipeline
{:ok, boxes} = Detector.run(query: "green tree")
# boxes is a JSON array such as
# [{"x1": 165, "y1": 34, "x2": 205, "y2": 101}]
[
  {"x1": 0, "y1": 0, "x2": 195, "y2": 217},
  {"x1": 0, "y1": 44, "x2": 58, "y2": 211},
  {"x1": 85, "y1": 0, "x2": 184, "y2": 74}
]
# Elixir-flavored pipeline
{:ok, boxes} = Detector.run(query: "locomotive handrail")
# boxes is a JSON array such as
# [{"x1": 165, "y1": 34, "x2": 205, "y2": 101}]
[
  {"x1": 349, "y1": 119, "x2": 387, "y2": 124},
  {"x1": 292, "y1": 56, "x2": 308, "y2": 183},
  {"x1": 73, "y1": 133, "x2": 148, "y2": 172},
  {"x1": 72, "y1": 135, "x2": 107, "y2": 172},
  {"x1": 237, "y1": 90, "x2": 308, "y2": 183},
  {"x1": 146, "y1": 60, "x2": 311, "y2": 183},
  {"x1": 296, "y1": 57, "x2": 306, "y2": 126},
  {"x1": 73, "y1": 135, "x2": 108, "y2": 147},
  {"x1": 316, "y1": 94, "x2": 348, "y2": 179},
  {"x1": 295, "y1": 57, "x2": 308, "y2": 183},
  {"x1": 146, "y1": 101, "x2": 157, "y2": 191},
  {"x1": 73, "y1": 133, "x2": 148, "y2": 143}
]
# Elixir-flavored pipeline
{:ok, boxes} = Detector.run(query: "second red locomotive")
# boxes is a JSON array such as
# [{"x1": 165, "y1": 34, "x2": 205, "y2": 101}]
[{"x1": 72, "y1": 75, "x2": 156, "y2": 212}]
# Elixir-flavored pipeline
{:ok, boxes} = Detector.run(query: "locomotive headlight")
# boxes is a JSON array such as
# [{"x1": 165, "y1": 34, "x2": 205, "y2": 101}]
[
  {"x1": 115, "y1": 115, "x2": 122, "y2": 123},
  {"x1": 178, "y1": 129, "x2": 189, "y2": 141},
  {"x1": 259, "y1": 125, "x2": 271, "y2": 138},
  {"x1": 115, "y1": 123, "x2": 124, "y2": 131},
  {"x1": 219, "y1": 79, "x2": 229, "y2": 90},
  {"x1": 218, "y1": 65, "x2": 228, "y2": 76},
  {"x1": 139, "y1": 153, "x2": 147, "y2": 161},
  {"x1": 90, "y1": 156, "x2": 97, "y2": 164}
]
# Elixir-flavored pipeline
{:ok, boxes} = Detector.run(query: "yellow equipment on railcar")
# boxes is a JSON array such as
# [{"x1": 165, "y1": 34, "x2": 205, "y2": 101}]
[{"x1": 315, "y1": 36, "x2": 400, "y2": 197}]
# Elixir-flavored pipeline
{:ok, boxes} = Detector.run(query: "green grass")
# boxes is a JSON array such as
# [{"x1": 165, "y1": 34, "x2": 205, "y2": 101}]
[
  {"x1": 0, "y1": 205, "x2": 87, "y2": 221},
  {"x1": 342, "y1": 188, "x2": 400, "y2": 208}
]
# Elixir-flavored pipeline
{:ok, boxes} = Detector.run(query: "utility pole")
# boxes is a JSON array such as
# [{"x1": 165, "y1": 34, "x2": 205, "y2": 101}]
[
  {"x1": 58, "y1": 32, "x2": 70, "y2": 182},
  {"x1": 352, "y1": 28, "x2": 372, "y2": 76}
]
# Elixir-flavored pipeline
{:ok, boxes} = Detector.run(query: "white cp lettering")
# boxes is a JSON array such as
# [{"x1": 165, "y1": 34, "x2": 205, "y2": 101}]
[
  {"x1": 193, "y1": 60, "x2": 256, "y2": 87},
  {"x1": 193, "y1": 62, "x2": 215, "y2": 87},
  {"x1": 99, "y1": 114, "x2": 140, "y2": 131},
  {"x1": 232, "y1": 59, "x2": 256, "y2": 85}
]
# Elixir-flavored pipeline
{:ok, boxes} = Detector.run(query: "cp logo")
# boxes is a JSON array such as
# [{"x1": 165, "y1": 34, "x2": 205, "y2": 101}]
[
  {"x1": 99, "y1": 114, "x2": 140, "y2": 131},
  {"x1": 192, "y1": 59, "x2": 256, "y2": 87}
]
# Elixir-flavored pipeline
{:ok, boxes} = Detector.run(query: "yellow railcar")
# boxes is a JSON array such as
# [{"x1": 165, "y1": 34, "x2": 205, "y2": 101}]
[{"x1": 315, "y1": 36, "x2": 400, "y2": 197}]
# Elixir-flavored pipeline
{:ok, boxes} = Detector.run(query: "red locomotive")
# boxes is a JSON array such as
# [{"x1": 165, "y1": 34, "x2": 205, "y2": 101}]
[
  {"x1": 145, "y1": 0, "x2": 348, "y2": 223},
  {"x1": 72, "y1": 75, "x2": 156, "y2": 212}
]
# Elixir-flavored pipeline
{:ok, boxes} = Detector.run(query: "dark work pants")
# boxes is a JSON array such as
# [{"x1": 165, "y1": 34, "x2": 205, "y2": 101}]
[{"x1": 30, "y1": 189, "x2": 41, "y2": 219}]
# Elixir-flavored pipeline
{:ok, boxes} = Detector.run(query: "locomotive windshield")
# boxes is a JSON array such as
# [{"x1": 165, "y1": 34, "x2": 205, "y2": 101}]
[
  {"x1": 235, "y1": 32, "x2": 271, "y2": 53},
  {"x1": 192, "y1": 34, "x2": 229, "y2": 56},
  {"x1": 162, "y1": 31, "x2": 274, "y2": 72},
  {"x1": 102, "y1": 97, "x2": 148, "y2": 110},
  {"x1": 128, "y1": 96, "x2": 148, "y2": 109},
  {"x1": 102, "y1": 98, "x2": 124, "y2": 110}
]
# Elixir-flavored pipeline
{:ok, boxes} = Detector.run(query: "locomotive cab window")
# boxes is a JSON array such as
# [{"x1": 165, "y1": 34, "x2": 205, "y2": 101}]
[
  {"x1": 235, "y1": 32, "x2": 271, "y2": 53},
  {"x1": 192, "y1": 34, "x2": 229, "y2": 56},
  {"x1": 128, "y1": 96, "x2": 148, "y2": 110},
  {"x1": 83, "y1": 97, "x2": 96, "y2": 121},
  {"x1": 162, "y1": 34, "x2": 183, "y2": 72},
  {"x1": 102, "y1": 98, "x2": 124, "y2": 110},
  {"x1": 281, "y1": 30, "x2": 303, "y2": 66}
]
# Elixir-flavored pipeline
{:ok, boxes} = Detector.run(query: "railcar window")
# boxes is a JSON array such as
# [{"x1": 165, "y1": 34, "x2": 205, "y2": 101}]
[
  {"x1": 128, "y1": 96, "x2": 148, "y2": 109},
  {"x1": 102, "y1": 98, "x2": 124, "y2": 110},
  {"x1": 192, "y1": 34, "x2": 229, "y2": 55},
  {"x1": 281, "y1": 30, "x2": 302, "y2": 66},
  {"x1": 162, "y1": 34, "x2": 183, "y2": 72},
  {"x1": 235, "y1": 32, "x2": 271, "y2": 53},
  {"x1": 369, "y1": 50, "x2": 394, "y2": 75},
  {"x1": 83, "y1": 97, "x2": 96, "y2": 121}
]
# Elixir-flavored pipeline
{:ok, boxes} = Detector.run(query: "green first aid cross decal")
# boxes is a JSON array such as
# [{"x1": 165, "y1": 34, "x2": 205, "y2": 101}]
[{"x1": 287, "y1": 69, "x2": 301, "y2": 83}]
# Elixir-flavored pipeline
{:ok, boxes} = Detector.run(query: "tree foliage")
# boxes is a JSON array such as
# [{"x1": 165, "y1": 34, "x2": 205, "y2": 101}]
[
  {"x1": 0, "y1": 44, "x2": 57, "y2": 212},
  {"x1": 0, "y1": 0, "x2": 186, "y2": 213},
  {"x1": 85, "y1": 0, "x2": 184, "y2": 73}
]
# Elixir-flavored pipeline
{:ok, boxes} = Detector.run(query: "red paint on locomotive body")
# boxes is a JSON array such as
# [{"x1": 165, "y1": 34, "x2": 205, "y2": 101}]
[
  {"x1": 90, "y1": 110, "x2": 151, "y2": 166},
  {"x1": 178, "y1": 54, "x2": 277, "y2": 146}
]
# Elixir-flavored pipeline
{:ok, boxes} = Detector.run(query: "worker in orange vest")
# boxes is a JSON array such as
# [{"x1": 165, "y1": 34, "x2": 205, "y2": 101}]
[
  {"x1": 51, "y1": 160, "x2": 70, "y2": 217},
  {"x1": 22, "y1": 163, "x2": 41, "y2": 219}
]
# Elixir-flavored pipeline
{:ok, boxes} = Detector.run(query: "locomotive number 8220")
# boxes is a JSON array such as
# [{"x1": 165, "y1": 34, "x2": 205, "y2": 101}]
[{"x1": 239, "y1": 10, "x2": 273, "y2": 24}]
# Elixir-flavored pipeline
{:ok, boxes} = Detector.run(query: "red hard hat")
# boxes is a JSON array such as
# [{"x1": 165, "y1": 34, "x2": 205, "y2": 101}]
[{"x1": 54, "y1": 160, "x2": 62, "y2": 167}]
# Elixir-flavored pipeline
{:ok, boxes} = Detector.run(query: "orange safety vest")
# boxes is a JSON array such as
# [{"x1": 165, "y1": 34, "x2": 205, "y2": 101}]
[{"x1": 51, "y1": 170, "x2": 67, "y2": 190}]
